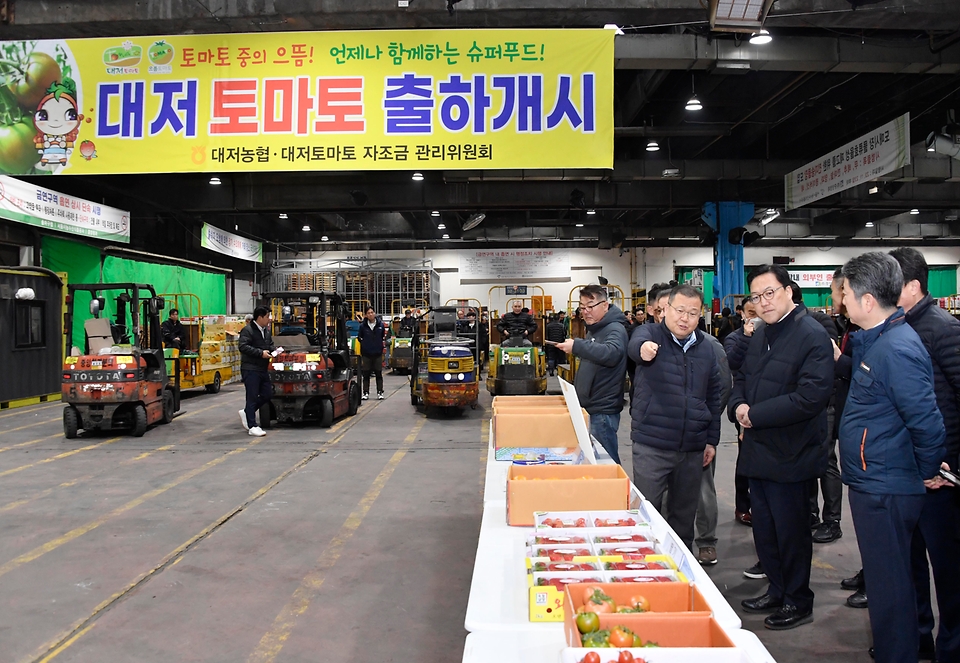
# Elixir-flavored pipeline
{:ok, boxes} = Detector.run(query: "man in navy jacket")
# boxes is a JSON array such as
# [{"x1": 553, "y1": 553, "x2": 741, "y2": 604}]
[
  {"x1": 628, "y1": 284, "x2": 720, "y2": 551},
  {"x1": 839, "y1": 252, "x2": 946, "y2": 663},
  {"x1": 728, "y1": 265, "x2": 833, "y2": 631},
  {"x1": 357, "y1": 306, "x2": 386, "y2": 399}
]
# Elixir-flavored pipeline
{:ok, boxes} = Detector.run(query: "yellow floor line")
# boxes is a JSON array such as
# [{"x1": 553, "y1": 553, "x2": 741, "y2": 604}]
[
  {"x1": 0, "y1": 438, "x2": 123, "y2": 479},
  {"x1": 34, "y1": 624, "x2": 95, "y2": 663},
  {"x1": 0, "y1": 401, "x2": 60, "y2": 420},
  {"x1": 0, "y1": 441, "x2": 261, "y2": 582},
  {"x1": 0, "y1": 433, "x2": 62, "y2": 455},
  {"x1": 246, "y1": 419, "x2": 425, "y2": 663}
]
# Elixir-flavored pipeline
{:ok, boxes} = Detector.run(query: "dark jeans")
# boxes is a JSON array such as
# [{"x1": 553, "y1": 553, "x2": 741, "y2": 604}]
[
  {"x1": 361, "y1": 354, "x2": 383, "y2": 394},
  {"x1": 242, "y1": 369, "x2": 272, "y2": 429},
  {"x1": 850, "y1": 489, "x2": 925, "y2": 663},
  {"x1": 913, "y1": 487, "x2": 960, "y2": 662},
  {"x1": 590, "y1": 412, "x2": 621, "y2": 464},
  {"x1": 749, "y1": 478, "x2": 815, "y2": 612},
  {"x1": 633, "y1": 444, "x2": 703, "y2": 551}
]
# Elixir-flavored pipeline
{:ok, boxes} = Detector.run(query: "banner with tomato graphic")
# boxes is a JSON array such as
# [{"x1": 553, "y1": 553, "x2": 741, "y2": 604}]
[{"x1": 0, "y1": 30, "x2": 613, "y2": 176}]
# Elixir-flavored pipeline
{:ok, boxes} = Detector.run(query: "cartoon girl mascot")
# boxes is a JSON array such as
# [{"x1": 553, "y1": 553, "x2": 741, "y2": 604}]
[{"x1": 33, "y1": 78, "x2": 82, "y2": 167}]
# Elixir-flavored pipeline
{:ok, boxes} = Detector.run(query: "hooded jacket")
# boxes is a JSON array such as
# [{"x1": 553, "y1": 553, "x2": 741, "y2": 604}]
[{"x1": 572, "y1": 305, "x2": 628, "y2": 415}]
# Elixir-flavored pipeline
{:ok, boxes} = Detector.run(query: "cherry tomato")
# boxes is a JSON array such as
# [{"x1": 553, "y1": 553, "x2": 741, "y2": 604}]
[
  {"x1": 609, "y1": 627, "x2": 634, "y2": 648},
  {"x1": 619, "y1": 652, "x2": 636, "y2": 663},
  {"x1": 8, "y1": 52, "x2": 62, "y2": 109},
  {"x1": 0, "y1": 121, "x2": 40, "y2": 174},
  {"x1": 581, "y1": 653, "x2": 601, "y2": 663}
]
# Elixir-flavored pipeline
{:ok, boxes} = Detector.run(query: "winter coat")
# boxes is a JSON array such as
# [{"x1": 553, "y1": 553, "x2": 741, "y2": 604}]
[
  {"x1": 239, "y1": 321, "x2": 275, "y2": 372},
  {"x1": 628, "y1": 322, "x2": 721, "y2": 453},
  {"x1": 839, "y1": 309, "x2": 945, "y2": 495},
  {"x1": 497, "y1": 311, "x2": 537, "y2": 338},
  {"x1": 357, "y1": 318, "x2": 386, "y2": 356},
  {"x1": 904, "y1": 294, "x2": 960, "y2": 468},
  {"x1": 572, "y1": 305, "x2": 628, "y2": 415},
  {"x1": 727, "y1": 305, "x2": 834, "y2": 482},
  {"x1": 545, "y1": 320, "x2": 566, "y2": 343}
]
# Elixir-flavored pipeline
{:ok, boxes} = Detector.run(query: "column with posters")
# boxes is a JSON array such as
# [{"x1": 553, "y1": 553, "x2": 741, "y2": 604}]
[{"x1": 0, "y1": 30, "x2": 613, "y2": 176}]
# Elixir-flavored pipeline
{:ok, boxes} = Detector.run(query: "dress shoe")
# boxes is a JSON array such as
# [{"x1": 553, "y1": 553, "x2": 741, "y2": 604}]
[
  {"x1": 812, "y1": 520, "x2": 843, "y2": 543},
  {"x1": 735, "y1": 510, "x2": 752, "y2": 526},
  {"x1": 764, "y1": 604, "x2": 813, "y2": 630},
  {"x1": 741, "y1": 593, "x2": 783, "y2": 613},
  {"x1": 868, "y1": 647, "x2": 874, "y2": 659},
  {"x1": 846, "y1": 588, "x2": 868, "y2": 609},
  {"x1": 743, "y1": 561, "x2": 766, "y2": 579},
  {"x1": 810, "y1": 513, "x2": 822, "y2": 530},
  {"x1": 840, "y1": 569, "x2": 864, "y2": 591},
  {"x1": 919, "y1": 633, "x2": 936, "y2": 661}
]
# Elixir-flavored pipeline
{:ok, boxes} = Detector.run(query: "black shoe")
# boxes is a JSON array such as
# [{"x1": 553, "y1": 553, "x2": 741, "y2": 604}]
[
  {"x1": 868, "y1": 647, "x2": 874, "y2": 659},
  {"x1": 742, "y1": 593, "x2": 783, "y2": 613},
  {"x1": 813, "y1": 520, "x2": 843, "y2": 543},
  {"x1": 846, "y1": 588, "x2": 868, "y2": 609},
  {"x1": 810, "y1": 513, "x2": 822, "y2": 530},
  {"x1": 764, "y1": 604, "x2": 813, "y2": 630},
  {"x1": 743, "y1": 561, "x2": 766, "y2": 579},
  {"x1": 840, "y1": 569, "x2": 864, "y2": 591},
  {"x1": 919, "y1": 633, "x2": 936, "y2": 661}
]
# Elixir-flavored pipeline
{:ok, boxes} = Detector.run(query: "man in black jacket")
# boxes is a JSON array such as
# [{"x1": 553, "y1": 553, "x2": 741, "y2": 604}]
[
  {"x1": 729, "y1": 265, "x2": 833, "y2": 630},
  {"x1": 629, "y1": 284, "x2": 721, "y2": 551},
  {"x1": 497, "y1": 300, "x2": 537, "y2": 347},
  {"x1": 891, "y1": 247, "x2": 960, "y2": 663},
  {"x1": 544, "y1": 314, "x2": 565, "y2": 376},
  {"x1": 160, "y1": 309, "x2": 187, "y2": 351},
  {"x1": 238, "y1": 306, "x2": 276, "y2": 437}
]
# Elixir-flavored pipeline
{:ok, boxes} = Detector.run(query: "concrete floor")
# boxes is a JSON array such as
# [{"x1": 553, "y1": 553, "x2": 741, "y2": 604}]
[{"x1": 0, "y1": 373, "x2": 891, "y2": 663}]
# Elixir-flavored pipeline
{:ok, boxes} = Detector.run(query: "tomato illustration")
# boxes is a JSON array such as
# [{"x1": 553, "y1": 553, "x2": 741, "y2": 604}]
[
  {"x1": 148, "y1": 40, "x2": 175, "y2": 65},
  {"x1": 0, "y1": 120, "x2": 40, "y2": 173},
  {"x1": 7, "y1": 52, "x2": 62, "y2": 109}
]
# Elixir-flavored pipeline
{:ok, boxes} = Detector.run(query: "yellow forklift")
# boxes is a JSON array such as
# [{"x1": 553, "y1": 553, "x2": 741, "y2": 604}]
[
  {"x1": 159, "y1": 293, "x2": 232, "y2": 394},
  {"x1": 485, "y1": 285, "x2": 548, "y2": 396},
  {"x1": 410, "y1": 306, "x2": 480, "y2": 413},
  {"x1": 388, "y1": 298, "x2": 426, "y2": 374}
]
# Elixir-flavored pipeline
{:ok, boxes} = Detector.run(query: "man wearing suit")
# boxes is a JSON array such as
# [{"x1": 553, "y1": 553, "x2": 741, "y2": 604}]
[{"x1": 238, "y1": 306, "x2": 276, "y2": 437}]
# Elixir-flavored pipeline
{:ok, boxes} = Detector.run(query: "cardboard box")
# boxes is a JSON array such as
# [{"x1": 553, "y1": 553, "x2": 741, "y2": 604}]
[
  {"x1": 561, "y1": 617, "x2": 738, "y2": 662},
  {"x1": 507, "y1": 465, "x2": 630, "y2": 526},
  {"x1": 493, "y1": 405, "x2": 589, "y2": 461}
]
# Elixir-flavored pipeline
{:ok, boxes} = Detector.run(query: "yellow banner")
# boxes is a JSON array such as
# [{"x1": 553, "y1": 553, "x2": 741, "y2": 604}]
[{"x1": 0, "y1": 29, "x2": 612, "y2": 175}]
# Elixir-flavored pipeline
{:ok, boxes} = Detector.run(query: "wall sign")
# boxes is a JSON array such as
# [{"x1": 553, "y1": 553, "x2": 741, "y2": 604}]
[
  {"x1": 785, "y1": 113, "x2": 910, "y2": 210},
  {"x1": 0, "y1": 29, "x2": 613, "y2": 176},
  {"x1": 0, "y1": 175, "x2": 129, "y2": 242},
  {"x1": 200, "y1": 222, "x2": 262, "y2": 262},
  {"x1": 787, "y1": 269, "x2": 835, "y2": 289},
  {"x1": 460, "y1": 249, "x2": 571, "y2": 281}
]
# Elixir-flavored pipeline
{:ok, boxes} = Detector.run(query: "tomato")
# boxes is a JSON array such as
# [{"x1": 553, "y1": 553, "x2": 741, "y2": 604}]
[
  {"x1": 618, "y1": 652, "x2": 636, "y2": 663},
  {"x1": 629, "y1": 595, "x2": 651, "y2": 612},
  {"x1": 609, "y1": 627, "x2": 634, "y2": 648},
  {"x1": 0, "y1": 121, "x2": 40, "y2": 173},
  {"x1": 576, "y1": 611, "x2": 600, "y2": 634},
  {"x1": 583, "y1": 587, "x2": 616, "y2": 614},
  {"x1": 581, "y1": 653, "x2": 601, "y2": 663},
  {"x1": 7, "y1": 52, "x2": 62, "y2": 109}
]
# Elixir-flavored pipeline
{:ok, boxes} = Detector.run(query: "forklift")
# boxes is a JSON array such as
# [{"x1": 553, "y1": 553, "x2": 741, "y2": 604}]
[
  {"x1": 61, "y1": 283, "x2": 180, "y2": 438},
  {"x1": 485, "y1": 286, "x2": 548, "y2": 396},
  {"x1": 259, "y1": 291, "x2": 361, "y2": 428},
  {"x1": 410, "y1": 306, "x2": 480, "y2": 413}
]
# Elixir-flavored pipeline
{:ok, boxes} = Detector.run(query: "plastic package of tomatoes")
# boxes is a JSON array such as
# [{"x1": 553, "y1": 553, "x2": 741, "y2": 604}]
[
  {"x1": 592, "y1": 529, "x2": 654, "y2": 544},
  {"x1": 529, "y1": 545, "x2": 594, "y2": 560},
  {"x1": 530, "y1": 559, "x2": 603, "y2": 573},
  {"x1": 535, "y1": 510, "x2": 647, "y2": 529},
  {"x1": 594, "y1": 543, "x2": 660, "y2": 559},
  {"x1": 604, "y1": 560, "x2": 671, "y2": 572},
  {"x1": 532, "y1": 572, "x2": 605, "y2": 590},
  {"x1": 530, "y1": 532, "x2": 590, "y2": 545},
  {"x1": 607, "y1": 572, "x2": 680, "y2": 583}
]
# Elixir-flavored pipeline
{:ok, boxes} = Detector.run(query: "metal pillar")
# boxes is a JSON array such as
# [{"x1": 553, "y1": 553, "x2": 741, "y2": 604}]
[{"x1": 702, "y1": 201, "x2": 755, "y2": 307}]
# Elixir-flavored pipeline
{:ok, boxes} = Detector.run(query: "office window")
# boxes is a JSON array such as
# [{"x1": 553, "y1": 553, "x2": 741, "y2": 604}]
[{"x1": 15, "y1": 301, "x2": 45, "y2": 348}]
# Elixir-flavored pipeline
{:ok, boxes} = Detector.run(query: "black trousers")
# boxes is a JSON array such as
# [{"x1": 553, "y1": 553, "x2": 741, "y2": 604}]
[
  {"x1": 241, "y1": 369, "x2": 272, "y2": 428},
  {"x1": 913, "y1": 487, "x2": 960, "y2": 662},
  {"x1": 734, "y1": 440, "x2": 751, "y2": 514},
  {"x1": 809, "y1": 440, "x2": 843, "y2": 522},
  {"x1": 361, "y1": 354, "x2": 383, "y2": 394},
  {"x1": 749, "y1": 478, "x2": 814, "y2": 612},
  {"x1": 850, "y1": 489, "x2": 925, "y2": 663}
]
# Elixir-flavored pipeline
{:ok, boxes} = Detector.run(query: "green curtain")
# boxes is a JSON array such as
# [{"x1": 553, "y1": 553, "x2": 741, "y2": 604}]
[{"x1": 928, "y1": 267, "x2": 957, "y2": 298}]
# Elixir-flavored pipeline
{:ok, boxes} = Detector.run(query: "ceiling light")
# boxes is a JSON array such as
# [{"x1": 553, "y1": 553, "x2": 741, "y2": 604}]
[
  {"x1": 685, "y1": 95, "x2": 702, "y2": 112},
  {"x1": 431, "y1": 210, "x2": 440, "y2": 217},
  {"x1": 604, "y1": 23, "x2": 625, "y2": 35},
  {"x1": 462, "y1": 212, "x2": 486, "y2": 231},
  {"x1": 663, "y1": 168, "x2": 681, "y2": 178},
  {"x1": 646, "y1": 139, "x2": 660, "y2": 152},
  {"x1": 301, "y1": 225, "x2": 310, "y2": 231},
  {"x1": 234, "y1": 224, "x2": 238, "y2": 230},
  {"x1": 209, "y1": 176, "x2": 221, "y2": 185},
  {"x1": 321, "y1": 235, "x2": 329, "y2": 241},
  {"x1": 714, "y1": 61, "x2": 751, "y2": 72},
  {"x1": 587, "y1": 209, "x2": 596, "y2": 215},
  {"x1": 865, "y1": 222, "x2": 875, "y2": 228},
  {"x1": 749, "y1": 29, "x2": 772, "y2": 45},
  {"x1": 928, "y1": 144, "x2": 936, "y2": 152},
  {"x1": 279, "y1": 213, "x2": 288, "y2": 219},
  {"x1": 868, "y1": 185, "x2": 879, "y2": 194},
  {"x1": 411, "y1": 172, "x2": 424, "y2": 181},
  {"x1": 442, "y1": 234, "x2": 449, "y2": 239},
  {"x1": 910, "y1": 208, "x2": 920, "y2": 215},
  {"x1": 437, "y1": 223, "x2": 446, "y2": 230},
  {"x1": 759, "y1": 209, "x2": 780, "y2": 226},
  {"x1": 576, "y1": 223, "x2": 584, "y2": 227}
]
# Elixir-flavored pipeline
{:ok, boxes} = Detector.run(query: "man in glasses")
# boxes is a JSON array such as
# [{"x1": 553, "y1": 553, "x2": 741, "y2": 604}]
[
  {"x1": 628, "y1": 284, "x2": 722, "y2": 552},
  {"x1": 554, "y1": 284, "x2": 628, "y2": 464},
  {"x1": 729, "y1": 264, "x2": 833, "y2": 631}
]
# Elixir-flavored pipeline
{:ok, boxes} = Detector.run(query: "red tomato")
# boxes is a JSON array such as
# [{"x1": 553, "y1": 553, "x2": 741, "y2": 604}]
[
  {"x1": 609, "y1": 627, "x2": 634, "y2": 648},
  {"x1": 629, "y1": 594, "x2": 651, "y2": 612},
  {"x1": 619, "y1": 652, "x2": 636, "y2": 663},
  {"x1": 0, "y1": 121, "x2": 40, "y2": 174},
  {"x1": 581, "y1": 653, "x2": 601, "y2": 663},
  {"x1": 8, "y1": 52, "x2": 62, "y2": 109}
]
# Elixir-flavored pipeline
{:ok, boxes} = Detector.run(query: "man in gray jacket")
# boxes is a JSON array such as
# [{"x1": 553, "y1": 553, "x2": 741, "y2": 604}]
[{"x1": 555, "y1": 284, "x2": 628, "y2": 464}]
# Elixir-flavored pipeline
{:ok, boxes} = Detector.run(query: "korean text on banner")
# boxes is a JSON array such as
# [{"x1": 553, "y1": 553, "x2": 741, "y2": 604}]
[
  {"x1": 200, "y1": 222, "x2": 262, "y2": 262},
  {"x1": 787, "y1": 270, "x2": 835, "y2": 288},
  {"x1": 460, "y1": 249, "x2": 571, "y2": 281},
  {"x1": 0, "y1": 175, "x2": 130, "y2": 242},
  {"x1": 785, "y1": 113, "x2": 910, "y2": 210},
  {"x1": 0, "y1": 30, "x2": 613, "y2": 176}
]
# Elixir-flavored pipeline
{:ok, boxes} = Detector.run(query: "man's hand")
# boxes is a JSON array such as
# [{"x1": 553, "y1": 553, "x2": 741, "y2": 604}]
[
  {"x1": 555, "y1": 338, "x2": 575, "y2": 354},
  {"x1": 261, "y1": 350, "x2": 271, "y2": 359},
  {"x1": 736, "y1": 403, "x2": 753, "y2": 428},
  {"x1": 743, "y1": 319, "x2": 755, "y2": 337},
  {"x1": 703, "y1": 445, "x2": 716, "y2": 467},
  {"x1": 639, "y1": 341, "x2": 659, "y2": 362},
  {"x1": 502, "y1": 330, "x2": 509, "y2": 336},
  {"x1": 832, "y1": 339, "x2": 842, "y2": 362},
  {"x1": 523, "y1": 330, "x2": 528, "y2": 336},
  {"x1": 924, "y1": 462, "x2": 955, "y2": 490}
]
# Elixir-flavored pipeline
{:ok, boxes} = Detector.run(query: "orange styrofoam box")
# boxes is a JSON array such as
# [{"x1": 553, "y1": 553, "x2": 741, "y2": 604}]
[{"x1": 507, "y1": 465, "x2": 630, "y2": 526}]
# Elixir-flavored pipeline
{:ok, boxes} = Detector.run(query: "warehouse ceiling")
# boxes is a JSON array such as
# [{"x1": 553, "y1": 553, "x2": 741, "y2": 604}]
[{"x1": 7, "y1": 0, "x2": 960, "y2": 263}]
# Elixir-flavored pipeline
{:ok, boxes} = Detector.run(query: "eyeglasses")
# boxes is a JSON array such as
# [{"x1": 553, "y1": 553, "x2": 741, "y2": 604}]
[
  {"x1": 581, "y1": 300, "x2": 608, "y2": 311},
  {"x1": 667, "y1": 304, "x2": 699, "y2": 320},
  {"x1": 746, "y1": 285, "x2": 785, "y2": 304}
]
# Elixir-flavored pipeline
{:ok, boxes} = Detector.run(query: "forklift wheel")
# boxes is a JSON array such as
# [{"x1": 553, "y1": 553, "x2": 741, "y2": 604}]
[
  {"x1": 411, "y1": 392, "x2": 420, "y2": 407},
  {"x1": 205, "y1": 372, "x2": 222, "y2": 394},
  {"x1": 347, "y1": 383, "x2": 360, "y2": 416},
  {"x1": 319, "y1": 398, "x2": 334, "y2": 428},
  {"x1": 132, "y1": 404, "x2": 147, "y2": 437},
  {"x1": 63, "y1": 406, "x2": 79, "y2": 439},
  {"x1": 161, "y1": 390, "x2": 175, "y2": 424}
]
